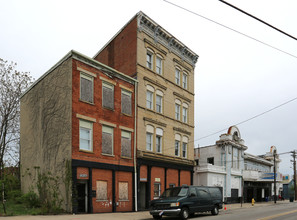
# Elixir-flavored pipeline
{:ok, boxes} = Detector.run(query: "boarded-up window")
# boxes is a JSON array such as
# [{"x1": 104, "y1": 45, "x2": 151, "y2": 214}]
[
  {"x1": 96, "y1": 180, "x2": 107, "y2": 200},
  {"x1": 121, "y1": 131, "x2": 131, "y2": 158},
  {"x1": 102, "y1": 82, "x2": 114, "y2": 109},
  {"x1": 102, "y1": 125, "x2": 113, "y2": 155},
  {"x1": 121, "y1": 90, "x2": 132, "y2": 115},
  {"x1": 119, "y1": 182, "x2": 128, "y2": 201},
  {"x1": 80, "y1": 74, "x2": 93, "y2": 103}
]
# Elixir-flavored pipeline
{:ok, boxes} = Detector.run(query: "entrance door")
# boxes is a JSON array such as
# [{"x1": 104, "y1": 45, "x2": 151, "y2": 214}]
[
  {"x1": 77, "y1": 181, "x2": 88, "y2": 213},
  {"x1": 139, "y1": 182, "x2": 147, "y2": 210}
]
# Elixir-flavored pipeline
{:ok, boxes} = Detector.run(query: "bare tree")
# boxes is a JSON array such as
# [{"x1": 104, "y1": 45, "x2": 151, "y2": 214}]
[{"x1": 0, "y1": 58, "x2": 33, "y2": 177}]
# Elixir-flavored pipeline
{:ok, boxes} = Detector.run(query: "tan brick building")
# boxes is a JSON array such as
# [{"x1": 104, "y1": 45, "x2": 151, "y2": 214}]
[{"x1": 94, "y1": 11, "x2": 198, "y2": 210}]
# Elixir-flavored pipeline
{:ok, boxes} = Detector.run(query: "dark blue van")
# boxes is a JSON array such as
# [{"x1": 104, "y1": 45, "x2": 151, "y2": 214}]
[{"x1": 149, "y1": 185, "x2": 223, "y2": 219}]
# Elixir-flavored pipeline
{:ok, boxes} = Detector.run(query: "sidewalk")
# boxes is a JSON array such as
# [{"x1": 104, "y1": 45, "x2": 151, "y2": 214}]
[
  {"x1": 3, "y1": 200, "x2": 294, "y2": 220},
  {"x1": 223, "y1": 200, "x2": 292, "y2": 210}
]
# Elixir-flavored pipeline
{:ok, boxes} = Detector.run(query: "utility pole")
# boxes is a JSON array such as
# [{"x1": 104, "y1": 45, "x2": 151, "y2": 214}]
[
  {"x1": 273, "y1": 149, "x2": 277, "y2": 204},
  {"x1": 293, "y1": 150, "x2": 297, "y2": 201}
]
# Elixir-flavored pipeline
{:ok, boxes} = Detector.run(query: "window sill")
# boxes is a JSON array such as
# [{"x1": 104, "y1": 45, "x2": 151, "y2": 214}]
[
  {"x1": 119, "y1": 200, "x2": 129, "y2": 202},
  {"x1": 102, "y1": 153, "x2": 115, "y2": 157},
  {"x1": 79, "y1": 149, "x2": 94, "y2": 154},
  {"x1": 121, "y1": 112, "x2": 133, "y2": 117},
  {"x1": 103, "y1": 106, "x2": 115, "y2": 111},
  {"x1": 121, "y1": 156, "x2": 132, "y2": 160},
  {"x1": 79, "y1": 99, "x2": 94, "y2": 105}
]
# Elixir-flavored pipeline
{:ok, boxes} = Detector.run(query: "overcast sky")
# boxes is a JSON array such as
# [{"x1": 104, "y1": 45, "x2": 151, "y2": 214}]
[{"x1": 1, "y1": 0, "x2": 297, "y2": 175}]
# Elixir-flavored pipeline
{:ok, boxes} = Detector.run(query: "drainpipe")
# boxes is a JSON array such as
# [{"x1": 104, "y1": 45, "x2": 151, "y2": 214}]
[{"x1": 134, "y1": 81, "x2": 138, "y2": 212}]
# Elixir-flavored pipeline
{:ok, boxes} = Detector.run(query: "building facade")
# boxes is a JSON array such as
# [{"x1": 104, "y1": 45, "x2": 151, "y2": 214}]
[
  {"x1": 93, "y1": 11, "x2": 198, "y2": 210},
  {"x1": 194, "y1": 126, "x2": 282, "y2": 203},
  {"x1": 20, "y1": 50, "x2": 137, "y2": 213}
]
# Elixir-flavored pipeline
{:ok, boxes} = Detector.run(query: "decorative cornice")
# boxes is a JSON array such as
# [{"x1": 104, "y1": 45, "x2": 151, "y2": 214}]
[
  {"x1": 143, "y1": 76, "x2": 167, "y2": 90},
  {"x1": 173, "y1": 92, "x2": 192, "y2": 103},
  {"x1": 216, "y1": 140, "x2": 248, "y2": 150},
  {"x1": 173, "y1": 58, "x2": 192, "y2": 72},
  {"x1": 137, "y1": 12, "x2": 199, "y2": 67},
  {"x1": 143, "y1": 117, "x2": 167, "y2": 127},
  {"x1": 137, "y1": 150, "x2": 194, "y2": 166},
  {"x1": 173, "y1": 127, "x2": 191, "y2": 135}
]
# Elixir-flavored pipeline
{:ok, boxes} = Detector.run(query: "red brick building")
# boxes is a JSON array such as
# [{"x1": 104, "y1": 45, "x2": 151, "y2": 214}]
[{"x1": 20, "y1": 50, "x2": 137, "y2": 213}]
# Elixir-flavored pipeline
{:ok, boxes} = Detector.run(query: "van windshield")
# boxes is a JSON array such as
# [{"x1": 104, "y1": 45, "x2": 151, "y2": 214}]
[{"x1": 161, "y1": 187, "x2": 189, "y2": 198}]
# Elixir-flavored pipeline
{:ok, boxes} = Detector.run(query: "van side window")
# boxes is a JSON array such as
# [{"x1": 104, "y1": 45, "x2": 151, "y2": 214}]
[
  {"x1": 197, "y1": 189, "x2": 210, "y2": 198},
  {"x1": 189, "y1": 187, "x2": 197, "y2": 197}
]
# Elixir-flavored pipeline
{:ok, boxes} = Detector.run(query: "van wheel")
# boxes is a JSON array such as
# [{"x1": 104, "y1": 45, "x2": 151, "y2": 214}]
[
  {"x1": 211, "y1": 206, "x2": 219, "y2": 215},
  {"x1": 180, "y1": 207, "x2": 189, "y2": 220},
  {"x1": 153, "y1": 215, "x2": 162, "y2": 219}
]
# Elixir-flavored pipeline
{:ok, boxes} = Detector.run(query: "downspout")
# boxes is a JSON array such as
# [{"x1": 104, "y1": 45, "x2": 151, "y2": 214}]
[{"x1": 134, "y1": 81, "x2": 138, "y2": 212}]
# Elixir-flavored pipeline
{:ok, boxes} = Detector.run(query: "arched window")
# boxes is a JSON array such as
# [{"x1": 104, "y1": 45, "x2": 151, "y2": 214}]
[
  {"x1": 156, "y1": 90, "x2": 163, "y2": 113},
  {"x1": 182, "y1": 136, "x2": 188, "y2": 158},
  {"x1": 146, "y1": 124, "x2": 154, "y2": 151},
  {"x1": 156, "y1": 128, "x2": 163, "y2": 153},
  {"x1": 175, "y1": 134, "x2": 181, "y2": 156}
]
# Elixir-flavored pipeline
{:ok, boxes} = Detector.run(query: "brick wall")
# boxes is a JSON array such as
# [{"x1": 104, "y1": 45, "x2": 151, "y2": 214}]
[
  {"x1": 94, "y1": 17, "x2": 138, "y2": 77},
  {"x1": 71, "y1": 59, "x2": 135, "y2": 167}
]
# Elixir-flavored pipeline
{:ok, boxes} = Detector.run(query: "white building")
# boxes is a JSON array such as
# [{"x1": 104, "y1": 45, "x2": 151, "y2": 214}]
[{"x1": 194, "y1": 126, "x2": 282, "y2": 203}]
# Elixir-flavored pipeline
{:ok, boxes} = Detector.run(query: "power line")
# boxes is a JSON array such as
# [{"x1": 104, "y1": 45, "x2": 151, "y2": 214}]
[
  {"x1": 197, "y1": 96, "x2": 297, "y2": 141},
  {"x1": 163, "y1": 0, "x2": 297, "y2": 59},
  {"x1": 218, "y1": 0, "x2": 297, "y2": 41}
]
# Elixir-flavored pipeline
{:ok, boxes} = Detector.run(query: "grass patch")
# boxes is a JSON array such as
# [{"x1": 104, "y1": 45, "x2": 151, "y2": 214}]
[{"x1": 0, "y1": 199, "x2": 43, "y2": 216}]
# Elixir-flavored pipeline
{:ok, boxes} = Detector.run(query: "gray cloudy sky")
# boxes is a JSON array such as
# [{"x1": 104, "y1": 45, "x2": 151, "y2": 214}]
[{"x1": 1, "y1": 0, "x2": 297, "y2": 175}]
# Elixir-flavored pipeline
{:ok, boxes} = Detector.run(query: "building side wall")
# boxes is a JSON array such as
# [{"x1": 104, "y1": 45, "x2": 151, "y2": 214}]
[
  {"x1": 93, "y1": 17, "x2": 138, "y2": 77},
  {"x1": 20, "y1": 58, "x2": 73, "y2": 211}
]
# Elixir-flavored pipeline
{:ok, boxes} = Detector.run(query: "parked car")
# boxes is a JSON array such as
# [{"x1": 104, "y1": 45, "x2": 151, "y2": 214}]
[{"x1": 149, "y1": 185, "x2": 223, "y2": 219}]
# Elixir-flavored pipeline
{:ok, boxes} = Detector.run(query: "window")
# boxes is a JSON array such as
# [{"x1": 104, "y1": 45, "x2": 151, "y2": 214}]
[
  {"x1": 146, "y1": 51, "x2": 153, "y2": 69},
  {"x1": 146, "y1": 132, "x2": 153, "y2": 151},
  {"x1": 102, "y1": 125, "x2": 113, "y2": 155},
  {"x1": 175, "y1": 134, "x2": 181, "y2": 156},
  {"x1": 156, "y1": 128, "x2": 163, "y2": 153},
  {"x1": 154, "y1": 183, "x2": 161, "y2": 199},
  {"x1": 79, "y1": 120, "x2": 93, "y2": 151},
  {"x1": 189, "y1": 187, "x2": 197, "y2": 197},
  {"x1": 156, "y1": 95, "x2": 162, "y2": 113},
  {"x1": 80, "y1": 74, "x2": 93, "y2": 103},
  {"x1": 182, "y1": 142, "x2": 187, "y2": 158},
  {"x1": 121, "y1": 89, "x2": 132, "y2": 115},
  {"x1": 156, "y1": 56, "x2": 162, "y2": 74},
  {"x1": 96, "y1": 180, "x2": 107, "y2": 200},
  {"x1": 207, "y1": 157, "x2": 214, "y2": 165},
  {"x1": 195, "y1": 159, "x2": 199, "y2": 166},
  {"x1": 182, "y1": 72, "x2": 188, "y2": 89},
  {"x1": 182, "y1": 107, "x2": 188, "y2": 123},
  {"x1": 121, "y1": 130, "x2": 131, "y2": 158},
  {"x1": 119, "y1": 182, "x2": 129, "y2": 201},
  {"x1": 175, "y1": 69, "x2": 180, "y2": 85},
  {"x1": 146, "y1": 91, "x2": 153, "y2": 109},
  {"x1": 175, "y1": 140, "x2": 180, "y2": 156},
  {"x1": 175, "y1": 104, "x2": 180, "y2": 120},
  {"x1": 102, "y1": 82, "x2": 114, "y2": 109}
]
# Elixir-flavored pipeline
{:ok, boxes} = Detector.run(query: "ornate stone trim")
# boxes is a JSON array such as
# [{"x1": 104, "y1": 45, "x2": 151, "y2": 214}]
[
  {"x1": 173, "y1": 92, "x2": 192, "y2": 103},
  {"x1": 143, "y1": 76, "x2": 167, "y2": 90},
  {"x1": 173, "y1": 58, "x2": 192, "y2": 72},
  {"x1": 137, "y1": 12, "x2": 198, "y2": 67},
  {"x1": 144, "y1": 38, "x2": 167, "y2": 56},
  {"x1": 173, "y1": 127, "x2": 191, "y2": 135},
  {"x1": 144, "y1": 117, "x2": 167, "y2": 127}
]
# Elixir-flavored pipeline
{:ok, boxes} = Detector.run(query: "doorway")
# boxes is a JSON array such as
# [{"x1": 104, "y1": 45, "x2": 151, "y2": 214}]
[
  {"x1": 139, "y1": 182, "x2": 147, "y2": 210},
  {"x1": 77, "y1": 181, "x2": 88, "y2": 213}
]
